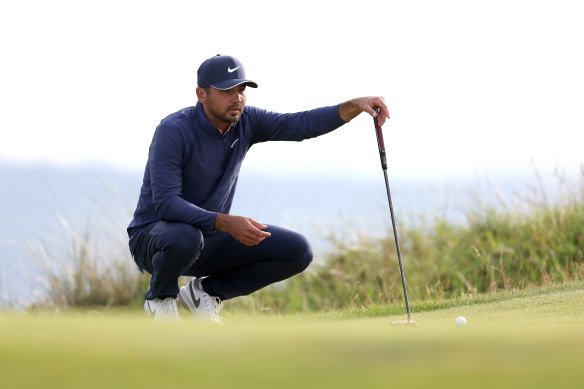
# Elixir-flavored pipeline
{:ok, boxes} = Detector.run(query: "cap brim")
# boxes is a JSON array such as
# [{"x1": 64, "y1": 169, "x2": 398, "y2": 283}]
[{"x1": 211, "y1": 79, "x2": 258, "y2": 90}]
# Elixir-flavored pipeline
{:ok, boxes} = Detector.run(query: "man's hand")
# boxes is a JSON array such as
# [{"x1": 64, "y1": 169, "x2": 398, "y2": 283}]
[
  {"x1": 338, "y1": 96, "x2": 390, "y2": 126},
  {"x1": 215, "y1": 214, "x2": 271, "y2": 246}
]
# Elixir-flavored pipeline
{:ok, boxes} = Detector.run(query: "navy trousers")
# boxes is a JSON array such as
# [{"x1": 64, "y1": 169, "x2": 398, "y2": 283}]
[{"x1": 129, "y1": 222, "x2": 313, "y2": 301}]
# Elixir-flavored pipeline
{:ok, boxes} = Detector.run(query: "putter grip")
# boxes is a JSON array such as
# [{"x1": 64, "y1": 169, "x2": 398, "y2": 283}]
[{"x1": 374, "y1": 108, "x2": 387, "y2": 170}]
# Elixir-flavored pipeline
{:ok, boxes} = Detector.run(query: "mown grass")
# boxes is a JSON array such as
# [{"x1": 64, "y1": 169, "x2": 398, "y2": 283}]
[
  {"x1": 304, "y1": 279, "x2": 584, "y2": 320},
  {"x1": 1, "y1": 282, "x2": 584, "y2": 389}
]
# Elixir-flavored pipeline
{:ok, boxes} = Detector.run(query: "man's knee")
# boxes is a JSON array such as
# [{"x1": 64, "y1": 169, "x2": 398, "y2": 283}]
[
  {"x1": 285, "y1": 231, "x2": 313, "y2": 273},
  {"x1": 155, "y1": 222, "x2": 204, "y2": 262}
]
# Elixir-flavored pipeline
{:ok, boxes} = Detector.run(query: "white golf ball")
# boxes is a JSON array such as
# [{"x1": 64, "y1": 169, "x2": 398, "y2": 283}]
[{"x1": 455, "y1": 316, "x2": 467, "y2": 326}]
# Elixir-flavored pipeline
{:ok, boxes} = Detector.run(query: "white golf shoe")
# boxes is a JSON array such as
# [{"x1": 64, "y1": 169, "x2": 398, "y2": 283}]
[
  {"x1": 178, "y1": 278, "x2": 223, "y2": 324},
  {"x1": 144, "y1": 297, "x2": 180, "y2": 321}
]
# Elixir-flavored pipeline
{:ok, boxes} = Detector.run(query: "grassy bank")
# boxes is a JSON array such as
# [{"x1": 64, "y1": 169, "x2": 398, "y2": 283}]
[
  {"x1": 2, "y1": 282, "x2": 584, "y2": 389},
  {"x1": 244, "y1": 168, "x2": 584, "y2": 312},
  {"x1": 21, "y1": 167, "x2": 584, "y2": 313}
]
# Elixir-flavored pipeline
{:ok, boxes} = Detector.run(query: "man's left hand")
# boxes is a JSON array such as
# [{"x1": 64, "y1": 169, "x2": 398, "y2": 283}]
[{"x1": 339, "y1": 96, "x2": 390, "y2": 126}]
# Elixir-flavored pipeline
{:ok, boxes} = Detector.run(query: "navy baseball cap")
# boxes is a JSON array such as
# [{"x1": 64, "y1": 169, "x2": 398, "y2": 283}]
[{"x1": 197, "y1": 54, "x2": 258, "y2": 90}]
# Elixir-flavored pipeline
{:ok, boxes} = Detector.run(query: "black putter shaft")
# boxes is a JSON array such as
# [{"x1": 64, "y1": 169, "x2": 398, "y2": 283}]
[{"x1": 373, "y1": 108, "x2": 412, "y2": 322}]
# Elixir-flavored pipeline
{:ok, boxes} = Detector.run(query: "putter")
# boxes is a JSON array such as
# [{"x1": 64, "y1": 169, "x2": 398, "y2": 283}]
[{"x1": 373, "y1": 107, "x2": 417, "y2": 326}]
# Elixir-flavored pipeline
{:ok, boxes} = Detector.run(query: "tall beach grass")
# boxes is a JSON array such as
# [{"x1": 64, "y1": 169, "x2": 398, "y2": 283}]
[{"x1": 26, "y1": 219, "x2": 149, "y2": 308}]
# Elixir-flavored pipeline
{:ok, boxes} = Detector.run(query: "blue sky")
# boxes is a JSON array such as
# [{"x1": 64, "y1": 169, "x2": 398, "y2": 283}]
[{"x1": 1, "y1": 0, "x2": 583, "y2": 179}]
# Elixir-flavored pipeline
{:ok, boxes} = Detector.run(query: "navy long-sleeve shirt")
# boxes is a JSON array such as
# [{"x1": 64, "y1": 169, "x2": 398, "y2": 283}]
[{"x1": 127, "y1": 102, "x2": 346, "y2": 237}]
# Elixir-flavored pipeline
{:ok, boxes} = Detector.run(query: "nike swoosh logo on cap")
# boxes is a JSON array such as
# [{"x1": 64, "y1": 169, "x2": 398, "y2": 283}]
[{"x1": 228, "y1": 66, "x2": 241, "y2": 73}]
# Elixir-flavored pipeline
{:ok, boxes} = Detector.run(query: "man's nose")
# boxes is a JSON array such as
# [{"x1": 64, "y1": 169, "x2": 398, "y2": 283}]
[{"x1": 233, "y1": 91, "x2": 243, "y2": 102}]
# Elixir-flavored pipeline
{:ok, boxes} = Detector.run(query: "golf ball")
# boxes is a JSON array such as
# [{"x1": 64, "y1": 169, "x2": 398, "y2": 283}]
[{"x1": 455, "y1": 316, "x2": 467, "y2": 326}]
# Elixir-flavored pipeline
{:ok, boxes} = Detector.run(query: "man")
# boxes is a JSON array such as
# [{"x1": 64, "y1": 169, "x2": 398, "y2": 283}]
[{"x1": 128, "y1": 54, "x2": 390, "y2": 322}]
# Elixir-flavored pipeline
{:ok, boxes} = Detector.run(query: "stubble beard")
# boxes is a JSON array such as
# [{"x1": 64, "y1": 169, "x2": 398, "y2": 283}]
[{"x1": 212, "y1": 104, "x2": 243, "y2": 124}]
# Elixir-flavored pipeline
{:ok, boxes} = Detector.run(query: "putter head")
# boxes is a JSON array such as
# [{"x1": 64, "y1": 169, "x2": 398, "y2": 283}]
[
  {"x1": 391, "y1": 319, "x2": 419, "y2": 327},
  {"x1": 391, "y1": 312, "x2": 418, "y2": 326}
]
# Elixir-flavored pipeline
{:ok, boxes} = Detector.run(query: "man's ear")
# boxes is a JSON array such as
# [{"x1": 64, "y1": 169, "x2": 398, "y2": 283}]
[{"x1": 196, "y1": 87, "x2": 207, "y2": 103}]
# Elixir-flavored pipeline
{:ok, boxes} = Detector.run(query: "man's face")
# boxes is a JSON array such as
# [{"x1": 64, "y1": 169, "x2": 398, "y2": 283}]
[{"x1": 198, "y1": 84, "x2": 247, "y2": 128}]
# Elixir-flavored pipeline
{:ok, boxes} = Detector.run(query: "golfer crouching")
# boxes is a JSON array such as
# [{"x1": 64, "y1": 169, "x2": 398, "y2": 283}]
[{"x1": 127, "y1": 54, "x2": 390, "y2": 322}]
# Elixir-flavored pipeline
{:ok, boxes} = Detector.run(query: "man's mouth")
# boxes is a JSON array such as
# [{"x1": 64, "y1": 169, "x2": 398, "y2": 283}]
[{"x1": 228, "y1": 105, "x2": 242, "y2": 114}]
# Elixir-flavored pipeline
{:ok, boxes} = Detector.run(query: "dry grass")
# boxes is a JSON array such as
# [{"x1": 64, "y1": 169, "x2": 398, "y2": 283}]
[{"x1": 27, "y1": 224, "x2": 148, "y2": 308}]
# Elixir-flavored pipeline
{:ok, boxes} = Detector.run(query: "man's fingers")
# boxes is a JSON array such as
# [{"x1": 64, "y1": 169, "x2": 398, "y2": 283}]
[
  {"x1": 372, "y1": 98, "x2": 390, "y2": 126},
  {"x1": 254, "y1": 229, "x2": 271, "y2": 239},
  {"x1": 242, "y1": 234, "x2": 268, "y2": 247},
  {"x1": 361, "y1": 97, "x2": 390, "y2": 126},
  {"x1": 240, "y1": 218, "x2": 271, "y2": 245},
  {"x1": 376, "y1": 109, "x2": 389, "y2": 126},
  {"x1": 223, "y1": 215, "x2": 272, "y2": 246},
  {"x1": 363, "y1": 106, "x2": 377, "y2": 119},
  {"x1": 248, "y1": 218, "x2": 271, "y2": 237},
  {"x1": 249, "y1": 218, "x2": 268, "y2": 230}
]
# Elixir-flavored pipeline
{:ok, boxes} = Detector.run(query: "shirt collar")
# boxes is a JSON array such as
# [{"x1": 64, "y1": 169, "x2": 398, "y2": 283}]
[
  {"x1": 221, "y1": 122, "x2": 236, "y2": 137},
  {"x1": 195, "y1": 102, "x2": 237, "y2": 137}
]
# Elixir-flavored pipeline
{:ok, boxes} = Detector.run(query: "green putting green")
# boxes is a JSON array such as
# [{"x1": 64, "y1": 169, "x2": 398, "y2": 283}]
[{"x1": 1, "y1": 286, "x2": 583, "y2": 389}]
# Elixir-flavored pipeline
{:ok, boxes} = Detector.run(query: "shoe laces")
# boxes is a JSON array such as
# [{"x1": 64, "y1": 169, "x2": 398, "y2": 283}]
[
  {"x1": 212, "y1": 297, "x2": 223, "y2": 317},
  {"x1": 155, "y1": 298, "x2": 179, "y2": 318},
  {"x1": 201, "y1": 295, "x2": 223, "y2": 320}
]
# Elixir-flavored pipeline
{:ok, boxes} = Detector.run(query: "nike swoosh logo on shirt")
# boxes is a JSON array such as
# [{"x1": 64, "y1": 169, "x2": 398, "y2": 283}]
[
  {"x1": 228, "y1": 66, "x2": 240, "y2": 73},
  {"x1": 231, "y1": 139, "x2": 240, "y2": 149}
]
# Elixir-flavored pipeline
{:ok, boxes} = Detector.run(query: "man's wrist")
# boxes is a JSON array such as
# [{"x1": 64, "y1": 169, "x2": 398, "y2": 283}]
[
  {"x1": 214, "y1": 213, "x2": 230, "y2": 232},
  {"x1": 338, "y1": 99, "x2": 362, "y2": 123}
]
